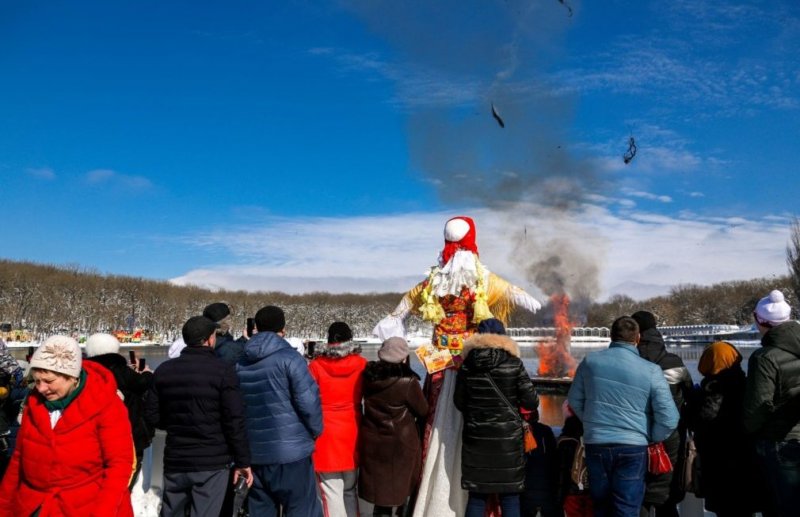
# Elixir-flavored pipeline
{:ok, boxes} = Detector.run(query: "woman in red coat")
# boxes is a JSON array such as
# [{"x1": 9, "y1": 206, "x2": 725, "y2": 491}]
[
  {"x1": 0, "y1": 335, "x2": 134, "y2": 517},
  {"x1": 308, "y1": 322, "x2": 367, "y2": 517}
]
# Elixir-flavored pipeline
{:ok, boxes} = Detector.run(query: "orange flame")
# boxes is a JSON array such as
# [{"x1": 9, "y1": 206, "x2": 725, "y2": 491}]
[{"x1": 537, "y1": 293, "x2": 577, "y2": 378}]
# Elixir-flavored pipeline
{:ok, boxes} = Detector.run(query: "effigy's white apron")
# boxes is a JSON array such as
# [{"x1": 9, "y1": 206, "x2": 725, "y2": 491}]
[{"x1": 412, "y1": 369, "x2": 467, "y2": 517}]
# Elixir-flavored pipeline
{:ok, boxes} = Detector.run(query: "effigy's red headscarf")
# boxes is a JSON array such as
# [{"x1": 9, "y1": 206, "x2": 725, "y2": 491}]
[{"x1": 440, "y1": 216, "x2": 478, "y2": 265}]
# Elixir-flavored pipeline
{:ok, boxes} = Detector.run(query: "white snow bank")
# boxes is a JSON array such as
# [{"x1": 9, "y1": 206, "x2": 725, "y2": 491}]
[{"x1": 131, "y1": 475, "x2": 161, "y2": 517}]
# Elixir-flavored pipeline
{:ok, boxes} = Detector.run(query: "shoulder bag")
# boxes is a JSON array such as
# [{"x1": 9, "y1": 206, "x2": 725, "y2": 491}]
[{"x1": 483, "y1": 373, "x2": 537, "y2": 452}]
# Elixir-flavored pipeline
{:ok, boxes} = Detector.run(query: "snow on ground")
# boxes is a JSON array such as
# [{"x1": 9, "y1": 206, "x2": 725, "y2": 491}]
[{"x1": 131, "y1": 475, "x2": 160, "y2": 517}]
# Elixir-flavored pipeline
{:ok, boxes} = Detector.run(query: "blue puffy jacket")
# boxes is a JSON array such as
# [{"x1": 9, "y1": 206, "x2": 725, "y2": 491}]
[
  {"x1": 568, "y1": 342, "x2": 679, "y2": 446},
  {"x1": 236, "y1": 332, "x2": 322, "y2": 465}
]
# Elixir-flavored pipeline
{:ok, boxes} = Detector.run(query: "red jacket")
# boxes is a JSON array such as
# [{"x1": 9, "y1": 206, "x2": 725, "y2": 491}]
[
  {"x1": 308, "y1": 354, "x2": 367, "y2": 472},
  {"x1": 0, "y1": 361, "x2": 135, "y2": 517}
]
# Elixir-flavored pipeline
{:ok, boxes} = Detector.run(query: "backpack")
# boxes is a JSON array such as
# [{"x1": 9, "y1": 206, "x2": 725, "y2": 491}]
[{"x1": 570, "y1": 437, "x2": 589, "y2": 490}]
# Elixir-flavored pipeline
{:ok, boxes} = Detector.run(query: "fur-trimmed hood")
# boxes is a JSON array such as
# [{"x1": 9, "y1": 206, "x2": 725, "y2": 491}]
[
  {"x1": 312, "y1": 340, "x2": 362, "y2": 359},
  {"x1": 462, "y1": 332, "x2": 520, "y2": 358}
]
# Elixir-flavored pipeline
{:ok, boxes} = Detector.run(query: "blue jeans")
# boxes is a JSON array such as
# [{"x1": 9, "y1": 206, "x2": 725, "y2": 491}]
[
  {"x1": 465, "y1": 492, "x2": 520, "y2": 517},
  {"x1": 585, "y1": 444, "x2": 647, "y2": 517},
  {"x1": 755, "y1": 439, "x2": 800, "y2": 517}
]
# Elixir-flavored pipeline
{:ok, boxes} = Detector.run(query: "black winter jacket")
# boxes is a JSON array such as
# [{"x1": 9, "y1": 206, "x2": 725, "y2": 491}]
[
  {"x1": 689, "y1": 365, "x2": 761, "y2": 514},
  {"x1": 523, "y1": 421, "x2": 558, "y2": 501},
  {"x1": 743, "y1": 320, "x2": 800, "y2": 441},
  {"x1": 144, "y1": 346, "x2": 250, "y2": 472},
  {"x1": 454, "y1": 333, "x2": 539, "y2": 494},
  {"x1": 638, "y1": 327, "x2": 693, "y2": 506},
  {"x1": 85, "y1": 353, "x2": 154, "y2": 453}
]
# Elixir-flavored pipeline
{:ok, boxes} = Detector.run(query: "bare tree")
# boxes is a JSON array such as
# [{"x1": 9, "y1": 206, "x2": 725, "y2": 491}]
[{"x1": 787, "y1": 217, "x2": 800, "y2": 311}]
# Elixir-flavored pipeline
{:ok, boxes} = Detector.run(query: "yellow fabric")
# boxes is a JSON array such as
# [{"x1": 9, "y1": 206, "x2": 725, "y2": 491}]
[
  {"x1": 485, "y1": 273, "x2": 515, "y2": 324},
  {"x1": 698, "y1": 341, "x2": 742, "y2": 377},
  {"x1": 405, "y1": 281, "x2": 427, "y2": 314},
  {"x1": 471, "y1": 259, "x2": 495, "y2": 323},
  {"x1": 405, "y1": 272, "x2": 518, "y2": 325}
]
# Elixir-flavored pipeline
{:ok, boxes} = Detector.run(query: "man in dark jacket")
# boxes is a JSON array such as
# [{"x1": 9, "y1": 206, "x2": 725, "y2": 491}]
[
  {"x1": 145, "y1": 316, "x2": 252, "y2": 517},
  {"x1": 631, "y1": 311, "x2": 693, "y2": 517},
  {"x1": 743, "y1": 290, "x2": 800, "y2": 517},
  {"x1": 203, "y1": 302, "x2": 245, "y2": 365},
  {"x1": 236, "y1": 305, "x2": 323, "y2": 517},
  {"x1": 84, "y1": 332, "x2": 155, "y2": 489}
]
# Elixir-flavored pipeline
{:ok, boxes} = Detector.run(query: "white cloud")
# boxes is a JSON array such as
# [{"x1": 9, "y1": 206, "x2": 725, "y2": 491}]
[
  {"x1": 85, "y1": 169, "x2": 153, "y2": 190},
  {"x1": 622, "y1": 189, "x2": 672, "y2": 203},
  {"x1": 169, "y1": 205, "x2": 791, "y2": 302},
  {"x1": 26, "y1": 167, "x2": 56, "y2": 180}
]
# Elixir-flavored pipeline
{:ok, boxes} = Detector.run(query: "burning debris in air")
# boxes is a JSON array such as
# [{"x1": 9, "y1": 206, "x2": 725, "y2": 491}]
[
  {"x1": 536, "y1": 293, "x2": 578, "y2": 378},
  {"x1": 491, "y1": 103, "x2": 505, "y2": 128},
  {"x1": 557, "y1": 0, "x2": 573, "y2": 17},
  {"x1": 623, "y1": 136, "x2": 637, "y2": 165}
]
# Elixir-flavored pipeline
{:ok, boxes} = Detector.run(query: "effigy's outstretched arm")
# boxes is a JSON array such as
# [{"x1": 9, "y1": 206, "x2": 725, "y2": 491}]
[
  {"x1": 508, "y1": 284, "x2": 542, "y2": 314},
  {"x1": 486, "y1": 273, "x2": 542, "y2": 324},
  {"x1": 372, "y1": 282, "x2": 425, "y2": 340}
]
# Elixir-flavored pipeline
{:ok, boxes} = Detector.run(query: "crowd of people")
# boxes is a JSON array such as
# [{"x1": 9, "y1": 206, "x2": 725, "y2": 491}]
[{"x1": 0, "y1": 217, "x2": 797, "y2": 517}]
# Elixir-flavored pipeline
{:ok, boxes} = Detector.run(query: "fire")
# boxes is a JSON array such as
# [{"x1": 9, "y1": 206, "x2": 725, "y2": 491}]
[{"x1": 537, "y1": 293, "x2": 577, "y2": 378}]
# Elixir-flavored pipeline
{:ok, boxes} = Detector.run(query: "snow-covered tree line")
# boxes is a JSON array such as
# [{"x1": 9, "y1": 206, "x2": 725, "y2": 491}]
[
  {"x1": 2, "y1": 259, "x2": 798, "y2": 342},
  {"x1": 0, "y1": 260, "x2": 429, "y2": 342},
  {"x1": 584, "y1": 277, "x2": 798, "y2": 327}
]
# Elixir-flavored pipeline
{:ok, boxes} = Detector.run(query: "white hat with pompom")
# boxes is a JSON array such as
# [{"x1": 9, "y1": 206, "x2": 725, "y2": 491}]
[{"x1": 755, "y1": 290, "x2": 792, "y2": 326}]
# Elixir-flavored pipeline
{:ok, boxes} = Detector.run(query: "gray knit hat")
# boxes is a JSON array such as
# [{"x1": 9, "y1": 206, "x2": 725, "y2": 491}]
[
  {"x1": 30, "y1": 335, "x2": 82, "y2": 378},
  {"x1": 378, "y1": 337, "x2": 410, "y2": 364}
]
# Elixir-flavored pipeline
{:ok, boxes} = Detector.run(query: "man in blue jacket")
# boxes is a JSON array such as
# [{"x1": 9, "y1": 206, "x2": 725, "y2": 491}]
[
  {"x1": 236, "y1": 305, "x2": 323, "y2": 517},
  {"x1": 567, "y1": 316, "x2": 679, "y2": 517}
]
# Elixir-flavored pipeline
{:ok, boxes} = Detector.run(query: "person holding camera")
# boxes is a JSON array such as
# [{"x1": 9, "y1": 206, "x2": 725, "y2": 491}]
[
  {"x1": 204, "y1": 302, "x2": 246, "y2": 365},
  {"x1": 84, "y1": 332, "x2": 155, "y2": 490},
  {"x1": 236, "y1": 305, "x2": 323, "y2": 517}
]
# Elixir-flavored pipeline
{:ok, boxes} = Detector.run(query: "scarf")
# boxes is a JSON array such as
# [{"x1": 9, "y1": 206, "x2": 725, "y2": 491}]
[{"x1": 43, "y1": 368, "x2": 87, "y2": 411}]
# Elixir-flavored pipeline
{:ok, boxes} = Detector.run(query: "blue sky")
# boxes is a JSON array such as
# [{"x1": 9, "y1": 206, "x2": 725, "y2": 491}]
[{"x1": 2, "y1": 0, "x2": 798, "y2": 301}]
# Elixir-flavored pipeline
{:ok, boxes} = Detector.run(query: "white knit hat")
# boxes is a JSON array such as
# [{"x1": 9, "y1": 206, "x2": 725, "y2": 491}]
[
  {"x1": 85, "y1": 333, "x2": 121, "y2": 357},
  {"x1": 30, "y1": 335, "x2": 82, "y2": 378},
  {"x1": 755, "y1": 290, "x2": 792, "y2": 326}
]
